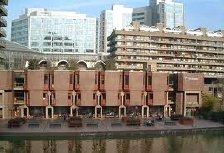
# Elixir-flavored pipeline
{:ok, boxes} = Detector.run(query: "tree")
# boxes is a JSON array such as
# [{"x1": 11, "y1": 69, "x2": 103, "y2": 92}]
[
  {"x1": 104, "y1": 56, "x2": 116, "y2": 70},
  {"x1": 201, "y1": 93, "x2": 218, "y2": 112},
  {"x1": 67, "y1": 60, "x2": 79, "y2": 70},
  {"x1": 28, "y1": 59, "x2": 39, "y2": 70}
]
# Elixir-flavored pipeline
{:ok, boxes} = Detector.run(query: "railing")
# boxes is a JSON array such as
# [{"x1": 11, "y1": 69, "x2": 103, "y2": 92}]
[
  {"x1": 0, "y1": 0, "x2": 8, "y2": 5},
  {"x1": 14, "y1": 97, "x2": 24, "y2": 104},
  {"x1": 14, "y1": 83, "x2": 24, "y2": 88},
  {"x1": 0, "y1": 5, "x2": 7, "y2": 15},
  {"x1": 0, "y1": 28, "x2": 6, "y2": 37},
  {"x1": 0, "y1": 17, "x2": 7, "y2": 26}
]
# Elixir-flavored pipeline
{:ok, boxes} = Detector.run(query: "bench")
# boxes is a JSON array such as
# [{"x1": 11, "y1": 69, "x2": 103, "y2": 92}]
[
  {"x1": 49, "y1": 123, "x2": 61, "y2": 128},
  {"x1": 164, "y1": 121, "x2": 176, "y2": 126},
  {"x1": 111, "y1": 122, "x2": 122, "y2": 127},
  {"x1": 86, "y1": 122, "x2": 98, "y2": 127},
  {"x1": 28, "y1": 123, "x2": 40, "y2": 128}
]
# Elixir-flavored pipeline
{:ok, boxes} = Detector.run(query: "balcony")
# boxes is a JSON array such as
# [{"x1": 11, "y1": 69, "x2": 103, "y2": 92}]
[
  {"x1": 168, "y1": 100, "x2": 174, "y2": 104},
  {"x1": 14, "y1": 83, "x2": 24, "y2": 90},
  {"x1": 0, "y1": 37, "x2": 5, "y2": 48},
  {"x1": 0, "y1": 0, "x2": 8, "y2": 5},
  {"x1": 0, "y1": 5, "x2": 7, "y2": 16},
  {"x1": 14, "y1": 97, "x2": 25, "y2": 105},
  {"x1": 0, "y1": 17, "x2": 7, "y2": 27},
  {"x1": 0, "y1": 28, "x2": 6, "y2": 37}
]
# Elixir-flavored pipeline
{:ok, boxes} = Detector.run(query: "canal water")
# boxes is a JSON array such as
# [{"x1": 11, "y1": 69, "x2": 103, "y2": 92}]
[{"x1": 0, "y1": 132, "x2": 224, "y2": 153}]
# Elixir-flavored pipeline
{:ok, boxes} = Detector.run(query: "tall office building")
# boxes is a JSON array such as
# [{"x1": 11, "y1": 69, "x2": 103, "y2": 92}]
[
  {"x1": 133, "y1": 0, "x2": 184, "y2": 28},
  {"x1": 0, "y1": 0, "x2": 8, "y2": 69},
  {"x1": 99, "y1": 5, "x2": 133, "y2": 53},
  {"x1": 132, "y1": 6, "x2": 152, "y2": 26},
  {"x1": 11, "y1": 8, "x2": 96, "y2": 55}
]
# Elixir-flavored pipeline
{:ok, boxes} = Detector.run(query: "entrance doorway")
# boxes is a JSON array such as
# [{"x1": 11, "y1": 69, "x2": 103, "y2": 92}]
[
  {"x1": 0, "y1": 108, "x2": 3, "y2": 118},
  {"x1": 24, "y1": 108, "x2": 27, "y2": 117},
  {"x1": 48, "y1": 108, "x2": 52, "y2": 118}
]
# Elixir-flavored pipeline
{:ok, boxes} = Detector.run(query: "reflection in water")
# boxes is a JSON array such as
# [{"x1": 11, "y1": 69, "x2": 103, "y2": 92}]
[{"x1": 0, "y1": 133, "x2": 224, "y2": 153}]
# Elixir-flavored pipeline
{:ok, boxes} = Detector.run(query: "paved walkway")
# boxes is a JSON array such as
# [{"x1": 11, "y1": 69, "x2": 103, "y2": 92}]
[{"x1": 0, "y1": 118, "x2": 223, "y2": 137}]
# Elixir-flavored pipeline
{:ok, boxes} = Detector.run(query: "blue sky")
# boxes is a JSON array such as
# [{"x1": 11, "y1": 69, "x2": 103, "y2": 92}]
[{"x1": 6, "y1": 0, "x2": 224, "y2": 40}]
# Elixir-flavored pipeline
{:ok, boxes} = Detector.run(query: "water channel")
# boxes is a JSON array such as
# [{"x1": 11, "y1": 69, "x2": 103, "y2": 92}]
[{"x1": 0, "y1": 132, "x2": 224, "y2": 153}]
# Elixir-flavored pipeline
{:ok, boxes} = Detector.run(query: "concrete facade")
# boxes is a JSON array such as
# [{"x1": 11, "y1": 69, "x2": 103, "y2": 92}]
[
  {"x1": 0, "y1": 70, "x2": 203, "y2": 119},
  {"x1": 108, "y1": 22, "x2": 224, "y2": 79}
]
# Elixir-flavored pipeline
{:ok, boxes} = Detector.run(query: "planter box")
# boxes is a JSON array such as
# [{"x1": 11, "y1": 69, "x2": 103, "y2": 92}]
[{"x1": 179, "y1": 117, "x2": 194, "y2": 125}]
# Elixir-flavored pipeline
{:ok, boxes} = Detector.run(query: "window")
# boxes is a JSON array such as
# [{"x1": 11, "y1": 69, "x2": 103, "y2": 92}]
[
  {"x1": 75, "y1": 73, "x2": 79, "y2": 84},
  {"x1": 148, "y1": 75, "x2": 152, "y2": 85},
  {"x1": 69, "y1": 74, "x2": 73, "y2": 84},
  {"x1": 125, "y1": 93, "x2": 130, "y2": 100},
  {"x1": 44, "y1": 74, "x2": 48, "y2": 84},
  {"x1": 43, "y1": 93, "x2": 47, "y2": 98},
  {"x1": 125, "y1": 75, "x2": 129, "y2": 86},
  {"x1": 68, "y1": 95, "x2": 71, "y2": 100},
  {"x1": 93, "y1": 93, "x2": 96, "y2": 99}
]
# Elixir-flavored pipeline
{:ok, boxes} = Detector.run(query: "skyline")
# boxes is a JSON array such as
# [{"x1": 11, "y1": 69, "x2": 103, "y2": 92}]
[{"x1": 6, "y1": 0, "x2": 224, "y2": 40}]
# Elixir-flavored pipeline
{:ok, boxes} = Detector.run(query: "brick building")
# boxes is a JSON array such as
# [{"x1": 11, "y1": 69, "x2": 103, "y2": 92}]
[{"x1": 0, "y1": 70, "x2": 203, "y2": 119}]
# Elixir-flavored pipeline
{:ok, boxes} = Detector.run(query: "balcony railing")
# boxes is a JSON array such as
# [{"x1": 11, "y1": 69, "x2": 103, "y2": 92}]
[
  {"x1": 0, "y1": 17, "x2": 7, "y2": 27},
  {"x1": 14, "y1": 83, "x2": 24, "y2": 88},
  {"x1": 0, "y1": 5, "x2": 7, "y2": 16},
  {"x1": 0, "y1": 28, "x2": 6, "y2": 37},
  {"x1": 0, "y1": 0, "x2": 8, "y2": 5},
  {"x1": 14, "y1": 97, "x2": 24, "y2": 104}
]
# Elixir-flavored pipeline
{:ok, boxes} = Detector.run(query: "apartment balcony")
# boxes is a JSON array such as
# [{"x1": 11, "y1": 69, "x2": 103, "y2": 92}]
[
  {"x1": 0, "y1": 37, "x2": 5, "y2": 48},
  {"x1": 0, "y1": 17, "x2": 7, "y2": 27},
  {"x1": 0, "y1": 96, "x2": 2, "y2": 106},
  {"x1": 0, "y1": 28, "x2": 6, "y2": 37},
  {"x1": 14, "y1": 83, "x2": 25, "y2": 90},
  {"x1": 168, "y1": 100, "x2": 174, "y2": 104},
  {"x1": 0, "y1": 5, "x2": 7, "y2": 16},
  {"x1": 0, "y1": 0, "x2": 8, "y2": 5},
  {"x1": 116, "y1": 65, "x2": 143, "y2": 70},
  {"x1": 115, "y1": 51, "x2": 175, "y2": 57},
  {"x1": 14, "y1": 97, "x2": 25, "y2": 105},
  {"x1": 157, "y1": 66, "x2": 224, "y2": 73}
]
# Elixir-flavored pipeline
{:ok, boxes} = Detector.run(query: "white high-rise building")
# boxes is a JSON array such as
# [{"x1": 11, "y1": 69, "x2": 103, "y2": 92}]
[
  {"x1": 151, "y1": 0, "x2": 184, "y2": 28},
  {"x1": 133, "y1": 0, "x2": 184, "y2": 28},
  {"x1": 99, "y1": 5, "x2": 133, "y2": 53},
  {"x1": 11, "y1": 8, "x2": 96, "y2": 55}
]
